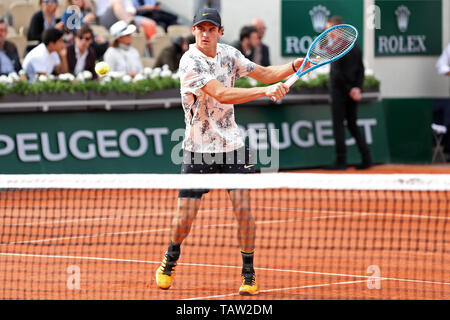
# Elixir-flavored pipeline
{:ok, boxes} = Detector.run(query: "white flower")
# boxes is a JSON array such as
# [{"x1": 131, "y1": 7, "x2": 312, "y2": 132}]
[
  {"x1": 82, "y1": 70, "x2": 93, "y2": 80},
  {"x1": 76, "y1": 73, "x2": 85, "y2": 82},
  {"x1": 18, "y1": 69, "x2": 26, "y2": 77},
  {"x1": 315, "y1": 64, "x2": 330, "y2": 75},
  {"x1": 248, "y1": 77, "x2": 258, "y2": 87},
  {"x1": 38, "y1": 75, "x2": 50, "y2": 82},
  {"x1": 302, "y1": 73, "x2": 311, "y2": 82},
  {"x1": 8, "y1": 72, "x2": 20, "y2": 82},
  {"x1": 133, "y1": 73, "x2": 145, "y2": 82},
  {"x1": 122, "y1": 75, "x2": 132, "y2": 83},
  {"x1": 152, "y1": 67, "x2": 162, "y2": 77},
  {"x1": 101, "y1": 75, "x2": 111, "y2": 83},
  {"x1": 58, "y1": 73, "x2": 75, "y2": 81},
  {"x1": 160, "y1": 69, "x2": 172, "y2": 78},
  {"x1": 307, "y1": 71, "x2": 318, "y2": 80},
  {"x1": 365, "y1": 69, "x2": 375, "y2": 77},
  {"x1": 171, "y1": 72, "x2": 180, "y2": 80},
  {"x1": 110, "y1": 71, "x2": 125, "y2": 79},
  {"x1": 0, "y1": 75, "x2": 10, "y2": 84},
  {"x1": 162, "y1": 64, "x2": 170, "y2": 71},
  {"x1": 143, "y1": 67, "x2": 153, "y2": 76}
]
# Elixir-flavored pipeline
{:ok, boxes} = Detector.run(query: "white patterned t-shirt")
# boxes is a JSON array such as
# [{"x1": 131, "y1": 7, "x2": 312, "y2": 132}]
[{"x1": 179, "y1": 43, "x2": 256, "y2": 153}]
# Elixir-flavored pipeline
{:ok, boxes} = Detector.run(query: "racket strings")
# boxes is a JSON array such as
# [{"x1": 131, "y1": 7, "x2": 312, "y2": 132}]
[{"x1": 310, "y1": 27, "x2": 357, "y2": 63}]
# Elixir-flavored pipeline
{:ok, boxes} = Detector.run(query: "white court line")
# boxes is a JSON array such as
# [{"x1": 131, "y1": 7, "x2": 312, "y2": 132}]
[
  {"x1": 0, "y1": 214, "x2": 353, "y2": 246},
  {"x1": 0, "y1": 207, "x2": 242, "y2": 228},
  {"x1": 2, "y1": 208, "x2": 448, "y2": 245},
  {"x1": 1, "y1": 205, "x2": 447, "y2": 229},
  {"x1": 0, "y1": 211, "x2": 178, "y2": 228},
  {"x1": 0, "y1": 227, "x2": 172, "y2": 245},
  {"x1": 183, "y1": 279, "x2": 369, "y2": 300},
  {"x1": 0, "y1": 251, "x2": 449, "y2": 288},
  {"x1": 258, "y1": 206, "x2": 450, "y2": 221}
]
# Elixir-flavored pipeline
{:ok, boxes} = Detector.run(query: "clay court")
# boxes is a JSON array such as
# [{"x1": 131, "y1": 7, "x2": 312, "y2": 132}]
[{"x1": 0, "y1": 164, "x2": 448, "y2": 300}]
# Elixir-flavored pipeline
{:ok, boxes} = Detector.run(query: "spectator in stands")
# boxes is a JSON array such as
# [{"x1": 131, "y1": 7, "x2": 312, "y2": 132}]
[
  {"x1": 434, "y1": 43, "x2": 450, "y2": 159},
  {"x1": 194, "y1": 0, "x2": 220, "y2": 14},
  {"x1": 26, "y1": 0, "x2": 64, "y2": 54},
  {"x1": 103, "y1": 20, "x2": 142, "y2": 77},
  {"x1": 66, "y1": 25, "x2": 97, "y2": 79},
  {"x1": 233, "y1": 25, "x2": 259, "y2": 61},
  {"x1": 132, "y1": 1, "x2": 178, "y2": 32},
  {"x1": 23, "y1": 28, "x2": 68, "y2": 82},
  {"x1": 436, "y1": 43, "x2": 450, "y2": 76},
  {"x1": 92, "y1": 0, "x2": 110, "y2": 19},
  {"x1": 154, "y1": 35, "x2": 194, "y2": 72},
  {"x1": 61, "y1": 0, "x2": 109, "y2": 60},
  {"x1": 0, "y1": 19, "x2": 22, "y2": 74},
  {"x1": 61, "y1": 0, "x2": 96, "y2": 33},
  {"x1": 98, "y1": 0, "x2": 157, "y2": 41},
  {"x1": 251, "y1": 18, "x2": 270, "y2": 66}
]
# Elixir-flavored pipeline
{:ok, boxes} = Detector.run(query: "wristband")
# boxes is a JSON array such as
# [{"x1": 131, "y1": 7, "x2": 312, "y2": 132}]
[{"x1": 292, "y1": 61, "x2": 297, "y2": 72}]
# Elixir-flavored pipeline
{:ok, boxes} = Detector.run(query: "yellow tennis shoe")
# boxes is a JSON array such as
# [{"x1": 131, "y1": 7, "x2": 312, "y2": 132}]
[
  {"x1": 155, "y1": 254, "x2": 177, "y2": 290},
  {"x1": 238, "y1": 273, "x2": 259, "y2": 296}
]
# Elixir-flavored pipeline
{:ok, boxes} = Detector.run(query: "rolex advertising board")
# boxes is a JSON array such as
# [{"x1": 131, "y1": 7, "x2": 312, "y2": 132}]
[
  {"x1": 281, "y1": 0, "x2": 363, "y2": 57},
  {"x1": 375, "y1": 0, "x2": 442, "y2": 56}
]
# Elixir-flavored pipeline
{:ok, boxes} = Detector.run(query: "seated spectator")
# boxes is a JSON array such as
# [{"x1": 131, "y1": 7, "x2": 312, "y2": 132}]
[
  {"x1": 154, "y1": 35, "x2": 194, "y2": 72},
  {"x1": 434, "y1": 43, "x2": 450, "y2": 157},
  {"x1": 436, "y1": 43, "x2": 450, "y2": 76},
  {"x1": 233, "y1": 25, "x2": 259, "y2": 61},
  {"x1": 251, "y1": 18, "x2": 270, "y2": 66},
  {"x1": 61, "y1": 0, "x2": 109, "y2": 59},
  {"x1": 132, "y1": 0, "x2": 178, "y2": 31},
  {"x1": 23, "y1": 28, "x2": 68, "y2": 82},
  {"x1": 92, "y1": 0, "x2": 110, "y2": 18},
  {"x1": 103, "y1": 20, "x2": 142, "y2": 76},
  {"x1": 66, "y1": 25, "x2": 97, "y2": 79},
  {"x1": 194, "y1": 0, "x2": 220, "y2": 14},
  {"x1": 0, "y1": 19, "x2": 22, "y2": 75},
  {"x1": 26, "y1": 0, "x2": 64, "y2": 54},
  {"x1": 98, "y1": 0, "x2": 157, "y2": 40}
]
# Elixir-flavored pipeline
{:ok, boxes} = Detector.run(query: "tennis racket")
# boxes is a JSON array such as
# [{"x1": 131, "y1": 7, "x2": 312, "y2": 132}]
[{"x1": 273, "y1": 24, "x2": 358, "y2": 100}]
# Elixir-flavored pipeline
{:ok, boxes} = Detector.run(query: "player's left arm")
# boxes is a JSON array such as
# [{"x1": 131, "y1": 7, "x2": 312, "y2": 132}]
[{"x1": 247, "y1": 58, "x2": 309, "y2": 84}]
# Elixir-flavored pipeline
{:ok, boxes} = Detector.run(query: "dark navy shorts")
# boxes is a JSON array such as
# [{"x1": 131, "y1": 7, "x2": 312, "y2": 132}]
[{"x1": 178, "y1": 146, "x2": 256, "y2": 199}]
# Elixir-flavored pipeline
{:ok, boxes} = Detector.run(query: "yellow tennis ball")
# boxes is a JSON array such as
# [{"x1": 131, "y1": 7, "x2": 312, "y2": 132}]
[{"x1": 95, "y1": 62, "x2": 110, "y2": 76}]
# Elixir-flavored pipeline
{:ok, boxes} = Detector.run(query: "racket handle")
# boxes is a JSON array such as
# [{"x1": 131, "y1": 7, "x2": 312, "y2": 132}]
[
  {"x1": 285, "y1": 73, "x2": 299, "y2": 88},
  {"x1": 270, "y1": 74, "x2": 299, "y2": 101}
]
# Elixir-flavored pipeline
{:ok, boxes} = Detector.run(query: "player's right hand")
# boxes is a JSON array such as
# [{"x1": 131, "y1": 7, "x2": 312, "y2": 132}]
[{"x1": 266, "y1": 83, "x2": 289, "y2": 101}]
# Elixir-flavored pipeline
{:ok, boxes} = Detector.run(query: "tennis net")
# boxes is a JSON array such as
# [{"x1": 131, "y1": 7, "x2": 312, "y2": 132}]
[{"x1": 0, "y1": 173, "x2": 449, "y2": 300}]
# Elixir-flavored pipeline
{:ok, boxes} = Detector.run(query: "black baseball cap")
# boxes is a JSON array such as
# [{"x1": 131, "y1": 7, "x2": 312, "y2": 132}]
[{"x1": 192, "y1": 8, "x2": 221, "y2": 27}]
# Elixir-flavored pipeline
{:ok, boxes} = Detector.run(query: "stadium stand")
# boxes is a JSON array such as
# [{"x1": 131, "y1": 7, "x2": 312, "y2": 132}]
[
  {"x1": 132, "y1": 31, "x2": 148, "y2": 56},
  {"x1": 148, "y1": 33, "x2": 170, "y2": 58},
  {"x1": 141, "y1": 56, "x2": 155, "y2": 68},
  {"x1": 9, "y1": 1, "x2": 35, "y2": 35},
  {"x1": 6, "y1": 34, "x2": 27, "y2": 60},
  {"x1": 7, "y1": 25, "x2": 17, "y2": 37},
  {"x1": 90, "y1": 24, "x2": 112, "y2": 41},
  {"x1": 167, "y1": 24, "x2": 191, "y2": 38},
  {"x1": 0, "y1": 4, "x2": 6, "y2": 20}
]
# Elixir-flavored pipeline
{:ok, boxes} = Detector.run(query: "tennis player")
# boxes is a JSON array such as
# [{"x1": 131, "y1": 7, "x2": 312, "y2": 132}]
[{"x1": 156, "y1": 8, "x2": 310, "y2": 296}]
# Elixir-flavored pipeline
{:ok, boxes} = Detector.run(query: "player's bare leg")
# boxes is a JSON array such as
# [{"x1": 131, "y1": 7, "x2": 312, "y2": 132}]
[
  {"x1": 229, "y1": 189, "x2": 259, "y2": 295},
  {"x1": 156, "y1": 198, "x2": 202, "y2": 289}
]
